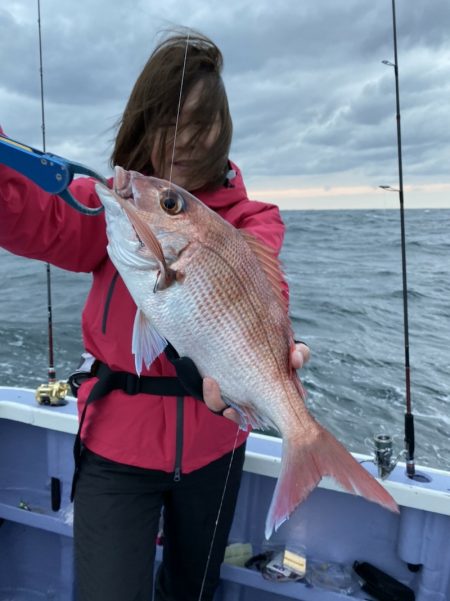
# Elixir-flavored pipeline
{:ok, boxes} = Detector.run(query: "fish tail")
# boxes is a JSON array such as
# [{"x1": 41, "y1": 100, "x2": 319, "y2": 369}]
[{"x1": 265, "y1": 423, "x2": 399, "y2": 539}]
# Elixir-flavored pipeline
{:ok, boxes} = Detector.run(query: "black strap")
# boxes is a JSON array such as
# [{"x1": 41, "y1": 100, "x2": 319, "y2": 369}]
[
  {"x1": 70, "y1": 349, "x2": 204, "y2": 501},
  {"x1": 164, "y1": 343, "x2": 204, "y2": 400}
]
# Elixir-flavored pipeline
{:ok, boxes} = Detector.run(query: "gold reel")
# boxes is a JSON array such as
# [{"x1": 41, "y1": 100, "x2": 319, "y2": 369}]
[{"x1": 35, "y1": 381, "x2": 69, "y2": 406}]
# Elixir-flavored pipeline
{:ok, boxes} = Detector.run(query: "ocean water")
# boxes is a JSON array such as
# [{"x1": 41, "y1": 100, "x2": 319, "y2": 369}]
[{"x1": 0, "y1": 209, "x2": 449, "y2": 471}]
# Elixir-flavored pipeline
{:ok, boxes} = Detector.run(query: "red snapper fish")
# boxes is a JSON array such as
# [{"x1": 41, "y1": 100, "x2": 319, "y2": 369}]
[{"x1": 96, "y1": 167, "x2": 398, "y2": 538}]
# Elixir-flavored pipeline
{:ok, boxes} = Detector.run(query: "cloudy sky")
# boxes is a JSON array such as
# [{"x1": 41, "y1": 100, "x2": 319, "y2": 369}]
[{"x1": 1, "y1": 0, "x2": 449, "y2": 209}]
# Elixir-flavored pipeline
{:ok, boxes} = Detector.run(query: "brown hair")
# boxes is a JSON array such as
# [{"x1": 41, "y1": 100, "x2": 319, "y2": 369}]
[{"x1": 111, "y1": 29, "x2": 232, "y2": 189}]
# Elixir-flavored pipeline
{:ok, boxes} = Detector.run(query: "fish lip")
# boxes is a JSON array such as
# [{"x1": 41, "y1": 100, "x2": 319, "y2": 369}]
[{"x1": 113, "y1": 165, "x2": 135, "y2": 202}]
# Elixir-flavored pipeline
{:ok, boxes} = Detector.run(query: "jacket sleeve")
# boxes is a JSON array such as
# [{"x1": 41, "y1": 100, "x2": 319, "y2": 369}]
[
  {"x1": 0, "y1": 162, "x2": 108, "y2": 273},
  {"x1": 235, "y1": 200, "x2": 285, "y2": 255}
]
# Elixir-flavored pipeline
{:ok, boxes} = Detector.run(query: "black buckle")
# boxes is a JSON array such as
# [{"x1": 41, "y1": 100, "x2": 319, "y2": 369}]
[
  {"x1": 68, "y1": 371, "x2": 92, "y2": 398},
  {"x1": 124, "y1": 373, "x2": 141, "y2": 396}
]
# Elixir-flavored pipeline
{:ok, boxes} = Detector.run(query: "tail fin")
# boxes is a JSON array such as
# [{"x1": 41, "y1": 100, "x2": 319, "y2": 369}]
[{"x1": 265, "y1": 423, "x2": 399, "y2": 539}]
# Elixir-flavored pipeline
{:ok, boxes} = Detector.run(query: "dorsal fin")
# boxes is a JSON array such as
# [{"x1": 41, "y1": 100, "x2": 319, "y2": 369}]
[{"x1": 241, "y1": 230, "x2": 288, "y2": 312}]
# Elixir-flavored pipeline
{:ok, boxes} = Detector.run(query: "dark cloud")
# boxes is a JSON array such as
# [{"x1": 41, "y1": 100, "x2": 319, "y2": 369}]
[{"x1": 1, "y1": 0, "x2": 449, "y2": 195}]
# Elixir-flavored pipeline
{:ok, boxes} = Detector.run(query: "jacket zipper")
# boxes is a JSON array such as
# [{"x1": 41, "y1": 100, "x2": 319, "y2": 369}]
[
  {"x1": 102, "y1": 270, "x2": 119, "y2": 334},
  {"x1": 173, "y1": 396, "x2": 184, "y2": 481}
]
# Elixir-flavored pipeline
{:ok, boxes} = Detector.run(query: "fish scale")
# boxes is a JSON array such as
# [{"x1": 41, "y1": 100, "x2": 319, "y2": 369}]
[
  {"x1": 183, "y1": 243, "x2": 288, "y2": 405},
  {"x1": 154, "y1": 242, "x2": 284, "y2": 412}
]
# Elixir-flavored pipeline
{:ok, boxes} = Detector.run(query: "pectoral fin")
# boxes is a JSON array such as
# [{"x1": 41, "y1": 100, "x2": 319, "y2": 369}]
[{"x1": 132, "y1": 308, "x2": 168, "y2": 375}]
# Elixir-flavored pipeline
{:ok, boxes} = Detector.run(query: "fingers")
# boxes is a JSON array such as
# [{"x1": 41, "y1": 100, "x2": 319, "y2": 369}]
[
  {"x1": 203, "y1": 377, "x2": 224, "y2": 412},
  {"x1": 203, "y1": 377, "x2": 241, "y2": 424},
  {"x1": 292, "y1": 342, "x2": 310, "y2": 369},
  {"x1": 292, "y1": 349, "x2": 303, "y2": 369},
  {"x1": 222, "y1": 407, "x2": 241, "y2": 424}
]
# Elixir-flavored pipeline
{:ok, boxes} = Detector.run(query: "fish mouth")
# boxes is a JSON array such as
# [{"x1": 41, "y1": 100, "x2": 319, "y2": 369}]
[
  {"x1": 113, "y1": 166, "x2": 171, "y2": 212},
  {"x1": 114, "y1": 166, "x2": 134, "y2": 202}
]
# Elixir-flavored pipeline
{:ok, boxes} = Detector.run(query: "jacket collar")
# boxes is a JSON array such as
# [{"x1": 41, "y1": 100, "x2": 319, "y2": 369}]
[{"x1": 195, "y1": 161, "x2": 247, "y2": 211}]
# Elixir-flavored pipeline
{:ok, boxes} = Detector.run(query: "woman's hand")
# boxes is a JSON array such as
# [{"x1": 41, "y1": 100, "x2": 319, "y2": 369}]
[
  {"x1": 203, "y1": 342, "x2": 310, "y2": 424},
  {"x1": 291, "y1": 341, "x2": 310, "y2": 369}
]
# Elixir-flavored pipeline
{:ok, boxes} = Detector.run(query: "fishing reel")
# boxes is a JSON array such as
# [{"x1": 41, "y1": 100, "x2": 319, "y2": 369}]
[
  {"x1": 367, "y1": 432, "x2": 432, "y2": 483},
  {"x1": 35, "y1": 380, "x2": 69, "y2": 406},
  {"x1": 368, "y1": 434, "x2": 405, "y2": 480}
]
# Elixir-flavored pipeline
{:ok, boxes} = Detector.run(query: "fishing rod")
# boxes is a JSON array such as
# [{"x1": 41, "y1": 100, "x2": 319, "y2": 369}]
[
  {"x1": 34, "y1": 0, "x2": 68, "y2": 406},
  {"x1": 37, "y1": 0, "x2": 55, "y2": 382},
  {"x1": 375, "y1": 0, "x2": 426, "y2": 481}
]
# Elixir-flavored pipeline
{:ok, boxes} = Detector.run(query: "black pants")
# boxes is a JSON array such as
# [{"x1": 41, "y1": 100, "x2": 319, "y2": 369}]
[{"x1": 73, "y1": 444, "x2": 246, "y2": 601}]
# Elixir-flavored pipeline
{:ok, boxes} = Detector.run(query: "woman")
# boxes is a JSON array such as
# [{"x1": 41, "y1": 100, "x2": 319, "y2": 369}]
[{"x1": 0, "y1": 29, "x2": 309, "y2": 601}]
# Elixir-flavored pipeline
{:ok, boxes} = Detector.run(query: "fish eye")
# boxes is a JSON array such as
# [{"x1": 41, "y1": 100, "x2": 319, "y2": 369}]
[{"x1": 160, "y1": 189, "x2": 185, "y2": 215}]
